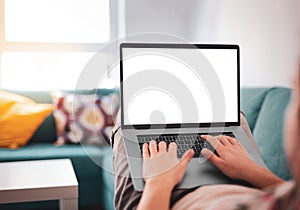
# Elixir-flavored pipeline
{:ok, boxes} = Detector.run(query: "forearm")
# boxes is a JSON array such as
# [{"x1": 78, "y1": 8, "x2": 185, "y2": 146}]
[
  {"x1": 137, "y1": 180, "x2": 173, "y2": 210},
  {"x1": 244, "y1": 165, "x2": 285, "y2": 189}
]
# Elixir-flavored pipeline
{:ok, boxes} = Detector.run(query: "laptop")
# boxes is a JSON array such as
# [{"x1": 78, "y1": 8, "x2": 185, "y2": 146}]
[{"x1": 119, "y1": 43, "x2": 265, "y2": 191}]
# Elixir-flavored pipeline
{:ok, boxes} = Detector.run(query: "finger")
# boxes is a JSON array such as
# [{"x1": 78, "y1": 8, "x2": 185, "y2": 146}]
[
  {"x1": 179, "y1": 149, "x2": 194, "y2": 167},
  {"x1": 158, "y1": 141, "x2": 167, "y2": 153},
  {"x1": 226, "y1": 136, "x2": 243, "y2": 148},
  {"x1": 168, "y1": 142, "x2": 177, "y2": 156},
  {"x1": 201, "y1": 135, "x2": 221, "y2": 149},
  {"x1": 218, "y1": 136, "x2": 231, "y2": 146},
  {"x1": 149, "y1": 140, "x2": 158, "y2": 157},
  {"x1": 226, "y1": 136, "x2": 239, "y2": 145},
  {"x1": 201, "y1": 148, "x2": 222, "y2": 166},
  {"x1": 143, "y1": 143, "x2": 150, "y2": 158}
]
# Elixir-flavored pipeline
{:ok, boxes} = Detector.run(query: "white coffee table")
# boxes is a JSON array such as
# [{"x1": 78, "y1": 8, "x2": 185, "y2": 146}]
[{"x1": 0, "y1": 159, "x2": 78, "y2": 210}]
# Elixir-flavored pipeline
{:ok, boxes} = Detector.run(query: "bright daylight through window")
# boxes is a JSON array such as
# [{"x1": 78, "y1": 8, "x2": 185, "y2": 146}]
[{"x1": 0, "y1": 0, "x2": 111, "y2": 90}]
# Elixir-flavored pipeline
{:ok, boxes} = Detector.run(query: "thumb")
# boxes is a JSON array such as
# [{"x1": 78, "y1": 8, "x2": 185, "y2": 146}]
[
  {"x1": 179, "y1": 149, "x2": 194, "y2": 167},
  {"x1": 201, "y1": 148, "x2": 221, "y2": 166}
]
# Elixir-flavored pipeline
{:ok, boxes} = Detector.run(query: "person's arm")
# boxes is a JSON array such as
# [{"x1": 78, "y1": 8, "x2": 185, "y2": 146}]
[
  {"x1": 242, "y1": 164, "x2": 284, "y2": 189},
  {"x1": 201, "y1": 135, "x2": 285, "y2": 189},
  {"x1": 137, "y1": 141, "x2": 194, "y2": 210},
  {"x1": 137, "y1": 179, "x2": 173, "y2": 210}
]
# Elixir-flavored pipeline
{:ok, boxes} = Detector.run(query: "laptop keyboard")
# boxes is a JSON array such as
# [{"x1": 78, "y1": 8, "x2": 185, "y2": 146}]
[{"x1": 137, "y1": 132, "x2": 235, "y2": 157}]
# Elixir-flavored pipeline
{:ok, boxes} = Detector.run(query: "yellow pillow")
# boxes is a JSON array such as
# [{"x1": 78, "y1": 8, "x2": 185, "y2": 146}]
[{"x1": 0, "y1": 90, "x2": 53, "y2": 149}]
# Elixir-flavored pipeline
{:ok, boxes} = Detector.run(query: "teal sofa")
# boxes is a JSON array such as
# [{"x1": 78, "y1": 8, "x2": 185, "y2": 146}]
[
  {"x1": 0, "y1": 87, "x2": 292, "y2": 210},
  {"x1": 0, "y1": 89, "x2": 115, "y2": 210}
]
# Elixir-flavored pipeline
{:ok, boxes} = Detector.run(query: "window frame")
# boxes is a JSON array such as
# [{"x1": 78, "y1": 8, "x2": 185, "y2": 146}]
[{"x1": 0, "y1": 0, "x2": 124, "y2": 88}]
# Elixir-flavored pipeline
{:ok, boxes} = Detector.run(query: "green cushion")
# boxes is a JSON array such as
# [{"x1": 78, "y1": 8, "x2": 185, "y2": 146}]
[
  {"x1": 102, "y1": 148, "x2": 114, "y2": 190},
  {"x1": 240, "y1": 88, "x2": 270, "y2": 131},
  {"x1": 253, "y1": 88, "x2": 291, "y2": 180},
  {"x1": 0, "y1": 144, "x2": 106, "y2": 179},
  {"x1": 101, "y1": 148, "x2": 115, "y2": 210}
]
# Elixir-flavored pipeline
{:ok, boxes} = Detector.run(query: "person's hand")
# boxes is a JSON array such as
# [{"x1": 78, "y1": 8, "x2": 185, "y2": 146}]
[
  {"x1": 138, "y1": 141, "x2": 194, "y2": 210},
  {"x1": 142, "y1": 140, "x2": 194, "y2": 190},
  {"x1": 201, "y1": 135, "x2": 261, "y2": 180}
]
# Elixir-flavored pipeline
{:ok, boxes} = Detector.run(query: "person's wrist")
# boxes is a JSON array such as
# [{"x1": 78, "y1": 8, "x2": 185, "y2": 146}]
[
  {"x1": 242, "y1": 163, "x2": 266, "y2": 182},
  {"x1": 145, "y1": 178, "x2": 175, "y2": 192}
]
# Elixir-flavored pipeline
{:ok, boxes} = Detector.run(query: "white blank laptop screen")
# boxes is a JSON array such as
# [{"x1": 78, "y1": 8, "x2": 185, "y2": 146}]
[{"x1": 122, "y1": 47, "x2": 238, "y2": 126}]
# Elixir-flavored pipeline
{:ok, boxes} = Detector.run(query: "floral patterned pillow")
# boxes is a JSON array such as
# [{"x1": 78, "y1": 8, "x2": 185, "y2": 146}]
[{"x1": 51, "y1": 90, "x2": 119, "y2": 146}]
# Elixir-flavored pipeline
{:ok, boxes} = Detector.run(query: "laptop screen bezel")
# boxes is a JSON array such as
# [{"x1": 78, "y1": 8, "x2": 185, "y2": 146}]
[{"x1": 120, "y1": 43, "x2": 240, "y2": 129}]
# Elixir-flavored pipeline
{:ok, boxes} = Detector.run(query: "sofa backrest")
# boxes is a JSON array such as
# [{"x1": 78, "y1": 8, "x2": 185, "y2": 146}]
[
  {"x1": 241, "y1": 87, "x2": 291, "y2": 180},
  {"x1": 240, "y1": 88, "x2": 270, "y2": 131},
  {"x1": 9, "y1": 87, "x2": 292, "y2": 180},
  {"x1": 10, "y1": 89, "x2": 118, "y2": 103}
]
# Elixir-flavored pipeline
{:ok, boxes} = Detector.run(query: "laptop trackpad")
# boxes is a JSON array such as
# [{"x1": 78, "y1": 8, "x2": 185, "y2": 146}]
[{"x1": 177, "y1": 159, "x2": 231, "y2": 189}]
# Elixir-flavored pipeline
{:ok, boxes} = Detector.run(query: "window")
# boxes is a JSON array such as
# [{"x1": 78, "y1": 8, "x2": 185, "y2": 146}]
[
  {"x1": 0, "y1": 0, "x2": 118, "y2": 90},
  {"x1": 1, "y1": 52, "x2": 95, "y2": 90}
]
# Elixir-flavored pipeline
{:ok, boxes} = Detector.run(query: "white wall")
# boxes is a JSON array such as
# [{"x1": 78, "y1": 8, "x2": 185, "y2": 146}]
[
  {"x1": 125, "y1": 0, "x2": 200, "y2": 39},
  {"x1": 125, "y1": 0, "x2": 300, "y2": 87}
]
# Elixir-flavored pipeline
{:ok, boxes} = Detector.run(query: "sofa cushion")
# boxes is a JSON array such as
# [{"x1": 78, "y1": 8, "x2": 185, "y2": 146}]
[
  {"x1": 0, "y1": 90, "x2": 54, "y2": 148},
  {"x1": 101, "y1": 148, "x2": 115, "y2": 210},
  {"x1": 51, "y1": 91, "x2": 118, "y2": 145},
  {"x1": 0, "y1": 143, "x2": 106, "y2": 179},
  {"x1": 253, "y1": 88, "x2": 291, "y2": 180},
  {"x1": 240, "y1": 88, "x2": 270, "y2": 131},
  {"x1": 102, "y1": 148, "x2": 114, "y2": 190}
]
